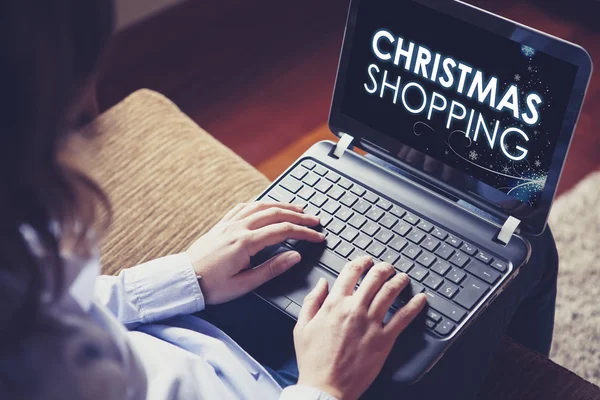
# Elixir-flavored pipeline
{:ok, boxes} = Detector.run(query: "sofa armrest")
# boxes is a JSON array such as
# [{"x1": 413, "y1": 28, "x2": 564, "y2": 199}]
[{"x1": 85, "y1": 89, "x2": 270, "y2": 275}]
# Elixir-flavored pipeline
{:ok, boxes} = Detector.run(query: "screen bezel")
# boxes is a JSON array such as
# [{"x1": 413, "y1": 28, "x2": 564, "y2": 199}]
[{"x1": 329, "y1": 0, "x2": 592, "y2": 235}]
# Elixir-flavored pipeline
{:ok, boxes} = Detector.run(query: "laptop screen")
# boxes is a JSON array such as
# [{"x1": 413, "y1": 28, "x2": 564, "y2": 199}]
[{"x1": 338, "y1": 0, "x2": 579, "y2": 212}]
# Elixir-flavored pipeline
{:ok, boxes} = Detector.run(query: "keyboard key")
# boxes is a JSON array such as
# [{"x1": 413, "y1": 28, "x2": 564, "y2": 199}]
[
  {"x1": 367, "y1": 242, "x2": 386, "y2": 258},
  {"x1": 425, "y1": 319, "x2": 436, "y2": 329},
  {"x1": 380, "y1": 249, "x2": 400, "y2": 265},
  {"x1": 446, "y1": 268, "x2": 466, "y2": 284},
  {"x1": 392, "y1": 221, "x2": 412, "y2": 237},
  {"x1": 416, "y1": 252, "x2": 436, "y2": 268},
  {"x1": 435, "y1": 319, "x2": 456, "y2": 336},
  {"x1": 446, "y1": 235, "x2": 463, "y2": 248},
  {"x1": 395, "y1": 259, "x2": 414, "y2": 273},
  {"x1": 455, "y1": 278, "x2": 489, "y2": 309},
  {"x1": 352, "y1": 199, "x2": 371, "y2": 214},
  {"x1": 407, "y1": 229, "x2": 426, "y2": 244},
  {"x1": 424, "y1": 291, "x2": 466, "y2": 322},
  {"x1": 390, "y1": 205, "x2": 406, "y2": 218},
  {"x1": 450, "y1": 251, "x2": 470, "y2": 268},
  {"x1": 417, "y1": 220, "x2": 434, "y2": 232},
  {"x1": 465, "y1": 260, "x2": 500, "y2": 284},
  {"x1": 349, "y1": 250, "x2": 368, "y2": 261},
  {"x1": 439, "y1": 282, "x2": 459, "y2": 299},
  {"x1": 313, "y1": 165, "x2": 328, "y2": 176},
  {"x1": 322, "y1": 201, "x2": 340, "y2": 215},
  {"x1": 348, "y1": 214, "x2": 367, "y2": 229},
  {"x1": 335, "y1": 242, "x2": 354, "y2": 258},
  {"x1": 326, "y1": 171, "x2": 341, "y2": 183},
  {"x1": 366, "y1": 207, "x2": 384, "y2": 222},
  {"x1": 340, "y1": 227, "x2": 359, "y2": 243},
  {"x1": 361, "y1": 221, "x2": 380, "y2": 237},
  {"x1": 402, "y1": 244, "x2": 422, "y2": 260},
  {"x1": 422, "y1": 236, "x2": 441, "y2": 252},
  {"x1": 327, "y1": 220, "x2": 345, "y2": 235},
  {"x1": 376, "y1": 199, "x2": 392, "y2": 211},
  {"x1": 315, "y1": 180, "x2": 333, "y2": 193},
  {"x1": 339, "y1": 177, "x2": 353, "y2": 189},
  {"x1": 326, "y1": 235, "x2": 341, "y2": 250},
  {"x1": 354, "y1": 234, "x2": 373, "y2": 251},
  {"x1": 302, "y1": 173, "x2": 320, "y2": 187},
  {"x1": 403, "y1": 213, "x2": 420, "y2": 225},
  {"x1": 375, "y1": 229, "x2": 394, "y2": 244},
  {"x1": 298, "y1": 187, "x2": 315, "y2": 201},
  {"x1": 310, "y1": 193, "x2": 328, "y2": 207},
  {"x1": 491, "y1": 260, "x2": 508, "y2": 272},
  {"x1": 427, "y1": 309, "x2": 442, "y2": 322},
  {"x1": 269, "y1": 188, "x2": 294, "y2": 203},
  {"x1": 435, "y1": 243, "x2": 455, "y2": 260},
  {"x1": 475, "y1": 251, "x2": 493, "y2": 264},
  {"x1": 461, "y1": 242, "x2": 478, "y2": 256},
  {"x1": 340, "y1": 193, "x2": 358, "y2": 208},
  {"x1": 432, "y1": 227, "x2": 448, "y2": 240},
  {"x1": 291, "y1": 197, "x2": 307, "y2": 208},
  {"x1": 424, "y1": 273, "x2": 443, "y2": 290},
  {"x1": 301, "y1": 160, "x2": 316, "y2": 170},
  {"x1": 291, "y1": 166, "x2": 308, "y2": 180},
  {"x1": 304, "y1": 204, "x2": 319, "y2": 216},
  {"x1": 328, "y1": 186, "x2": 346, "y2": 201},
  {"x1": 389, "y1": 237, "x2": 408, "y2": 252},
  {"x1": 408, "y1": 266, "x2": 428, "y2": 281},
  {"x1": 364, "y1": 192, "x2": 379, "y2": 203},
  {"x1": 378, "y1": 215, "x2": 396, "y2": 230},
  {"x1": 350, "y1": 185, "x2": 366, "y2": 196},
  {"x1": 396, "y1": 281, "x2": 425, "y2": 305},
  {"x1": 335, "y1": 206, "x2": 354, "y2": 222},
  {"x1": 430, "y1": 260, "x2": 451, "y2": 276},
  {"x1": 319, "y1": 213, "x2": 333, "y2": 227}
]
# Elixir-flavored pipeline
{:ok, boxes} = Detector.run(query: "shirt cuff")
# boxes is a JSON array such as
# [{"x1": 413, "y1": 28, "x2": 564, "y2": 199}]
[
  {"x1": 124, "y1": 252, "x2": 205, "y2": 323},
  {"x1": 280, "y1": 385, "x2": 339, "y2": 400}
]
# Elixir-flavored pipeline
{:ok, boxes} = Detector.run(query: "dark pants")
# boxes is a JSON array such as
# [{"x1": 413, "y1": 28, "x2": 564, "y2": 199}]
[{"x1": 201, "y1": 158, "x2": 559, "y2": 399}]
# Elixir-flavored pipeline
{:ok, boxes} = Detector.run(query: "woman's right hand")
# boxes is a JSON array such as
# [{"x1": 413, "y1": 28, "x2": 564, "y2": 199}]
[{"x1": 293, "y1": 256, "x2": 427, "y2": 400}]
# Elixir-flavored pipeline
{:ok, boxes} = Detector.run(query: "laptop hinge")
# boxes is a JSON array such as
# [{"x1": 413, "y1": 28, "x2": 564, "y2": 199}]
[
  {"x1": 495, "y1": 216, "x2": 521, "y2": 246},
  {"x1": 329, "y1": 133, "x2": 354, "y2": 159}
]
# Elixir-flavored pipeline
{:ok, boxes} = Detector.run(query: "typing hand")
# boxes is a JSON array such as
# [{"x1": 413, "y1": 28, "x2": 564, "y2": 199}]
[
  {"x1": 186, "y1": 202, "x2": 325, "y2": 305},
  {"x1": 294, "y1": 256, "x2": 426, "y2": 400}
]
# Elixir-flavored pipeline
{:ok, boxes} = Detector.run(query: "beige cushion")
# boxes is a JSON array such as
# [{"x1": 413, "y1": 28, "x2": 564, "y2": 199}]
[{"x1": 86, "y1": 89, "x2": 270, "y2": 275}]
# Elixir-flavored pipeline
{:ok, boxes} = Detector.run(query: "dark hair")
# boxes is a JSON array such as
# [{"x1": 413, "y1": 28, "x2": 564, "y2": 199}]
[{"x1": 0, "y1": 0, "x2": 115, "y2": 340}]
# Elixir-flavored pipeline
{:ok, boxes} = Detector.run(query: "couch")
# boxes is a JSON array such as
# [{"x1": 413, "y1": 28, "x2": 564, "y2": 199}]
[{"x1": 86, "y1": 89, "x2": 600, "y2": 400}]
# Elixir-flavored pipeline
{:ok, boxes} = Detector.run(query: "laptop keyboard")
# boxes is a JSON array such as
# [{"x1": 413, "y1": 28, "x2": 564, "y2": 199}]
[{"x1": 264, "y1": 159, "x2": 509, "y2": 337}]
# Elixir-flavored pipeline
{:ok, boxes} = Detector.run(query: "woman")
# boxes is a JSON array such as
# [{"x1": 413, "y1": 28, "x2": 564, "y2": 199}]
[{"x1": 0, "y1": 1, "x2": 559, "y2": 399}]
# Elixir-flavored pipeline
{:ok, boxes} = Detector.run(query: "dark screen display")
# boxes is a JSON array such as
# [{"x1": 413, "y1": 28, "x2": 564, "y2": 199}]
[{"x1": 341, "y1": 0, "x2": 578, "y2": 207}]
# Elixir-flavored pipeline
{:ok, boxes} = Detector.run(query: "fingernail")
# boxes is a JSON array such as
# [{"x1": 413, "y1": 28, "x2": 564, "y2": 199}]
[
  {"x1": 285, "y1": 252, "x2": 301, "y2": 267},
  {"x1": 319, "y1": 232, "x2": 327, "y2": 240}
]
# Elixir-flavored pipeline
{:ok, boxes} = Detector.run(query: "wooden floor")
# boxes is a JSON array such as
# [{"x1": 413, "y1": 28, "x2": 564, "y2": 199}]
[{"x1": 98, "y1": 0, "x2": 600, "y2": 195}]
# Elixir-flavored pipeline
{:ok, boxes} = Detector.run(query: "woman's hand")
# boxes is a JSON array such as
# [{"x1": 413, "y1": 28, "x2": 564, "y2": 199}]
[
  {"x1": 186, "y1": 202, "x2": 325, "y2": 305},
  {"x1": 293, "y1": 256, "x2": 427, "y2": 400}
]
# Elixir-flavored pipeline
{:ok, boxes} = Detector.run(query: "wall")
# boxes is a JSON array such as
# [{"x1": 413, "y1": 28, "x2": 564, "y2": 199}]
[{"x1": 115, "y1": 0, "x2": 185, "y2": 29}]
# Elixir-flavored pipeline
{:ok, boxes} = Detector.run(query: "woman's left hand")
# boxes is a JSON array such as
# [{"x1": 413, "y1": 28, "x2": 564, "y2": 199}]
[{"x1": 186, "y1": 202, "x2": 325, "y2": 305}]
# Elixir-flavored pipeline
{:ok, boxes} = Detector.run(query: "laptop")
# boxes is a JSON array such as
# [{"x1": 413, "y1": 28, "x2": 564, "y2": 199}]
[{"x1": 252, "y1": 0, "x2": 592, "y2": 384}]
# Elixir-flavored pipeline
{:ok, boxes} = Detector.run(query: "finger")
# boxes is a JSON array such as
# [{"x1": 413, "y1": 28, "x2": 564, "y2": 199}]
[
  {"x1": 244, "y1": 223, "x2": 326, "y2": 256},
  {"x1": 232, "y1": 251, "x2": 302, "y2": 294},
  {"x1": 243, "y1": 208, "x2": 320, "y2": 230},
  {"x1": 230, "y1": 201, "x2": 304, "y2": 222},
  {"x1": 296, "y1": 278, "x2": 329, "y2": 331},
  {"x1": 369, "y1": 273, "x2": 410, "y2": 320},
  {"x1": 384, "y1": 293, "x2": 427, "y2": 337},
  {"x1": 221, "y1": 203, "x2": 248, "y2": 222},
  {"x1": 354, "y1": 262, "x2": 395, "y2": 307},
  {"x1": 328, "y1": 256, "x2": 374, "y2": 298}
]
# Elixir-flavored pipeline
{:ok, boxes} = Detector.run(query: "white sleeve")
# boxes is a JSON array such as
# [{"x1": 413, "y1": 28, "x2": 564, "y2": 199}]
[
  {"x1": 94, "y1": 253, "x2": 205, "y2": 329},
  {"x1": 279, "y1": 385, "x2": 339, "y2": 400}
]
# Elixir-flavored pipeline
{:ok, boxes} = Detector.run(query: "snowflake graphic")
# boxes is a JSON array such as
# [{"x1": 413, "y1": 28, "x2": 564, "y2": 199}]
[
  {"x1": 515, "y1": 74, "x2": 521, "y2": 82},
  {"x1": 444, "y1": 150, "x2": 449, "y2": 155},
  {"x1": 533, "y1": 130, "x2": 539, "y2": 136},
  {"x1": 502, "y1": 165, "x2": 511, "y2": 174},
  {"x1": 527, "y1": 65, "x2": 534, "y2": 72},
  {"x1": 521, "y1": 45, "x2": 536, "y2": 57},
  {"x1": 534, "y1": 160, "x2": 542, "y2": 167},
  {"x1": 468, "y1": 150, "x2": 479, "y2": 161}
]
